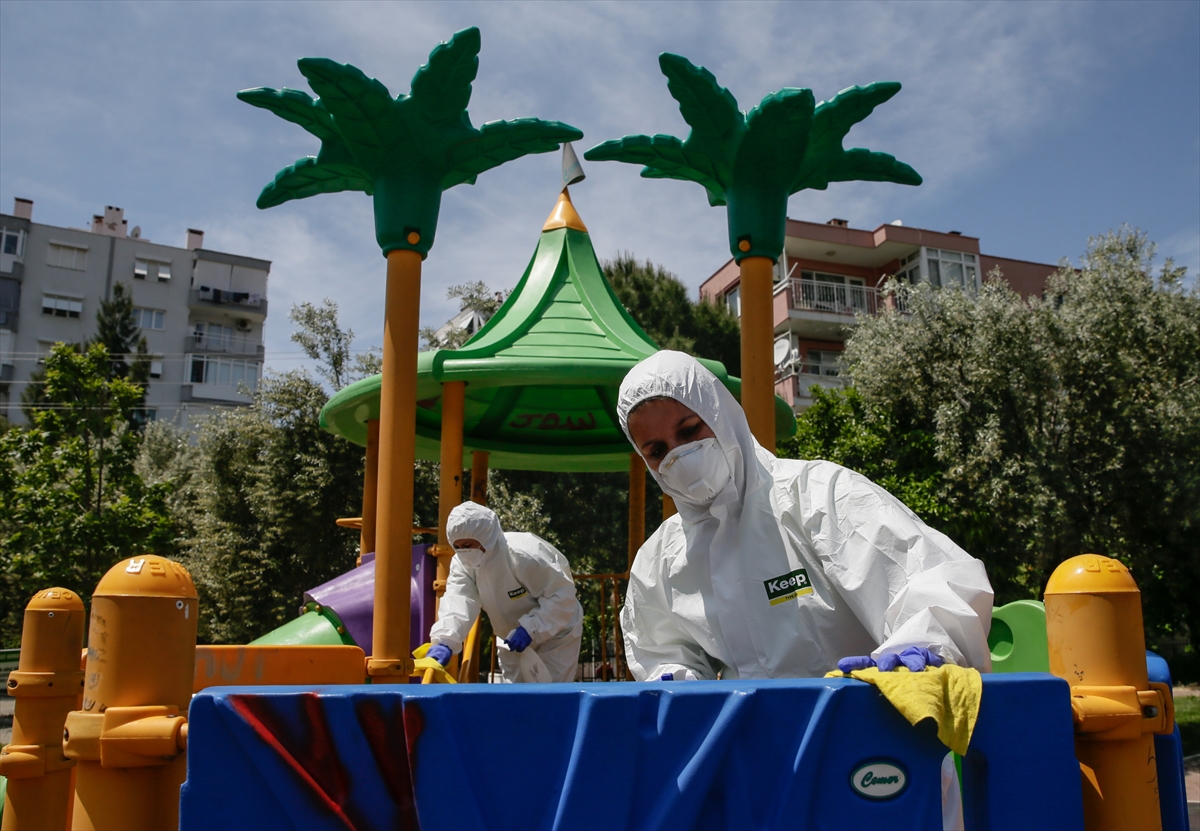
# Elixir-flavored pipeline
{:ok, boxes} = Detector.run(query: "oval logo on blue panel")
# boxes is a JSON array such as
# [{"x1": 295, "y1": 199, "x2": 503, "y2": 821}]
[{"x1": 850, "y1": 760, "x2": 908, "y2": 800}]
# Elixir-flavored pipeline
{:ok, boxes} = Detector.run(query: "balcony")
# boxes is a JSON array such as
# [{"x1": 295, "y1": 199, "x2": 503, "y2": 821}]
[
  {"x1": 188, "y1": 333, "x2": 264, "y2": 358},
  {"x1": 774, "y1": 279, "x2": 907, "y2": 339},
  {"x1": 774, "y1": 369, "x2": 847, "y2": 412},
  {"x1": 189, "y1": 287, "x2": 268, "y2": 320}
]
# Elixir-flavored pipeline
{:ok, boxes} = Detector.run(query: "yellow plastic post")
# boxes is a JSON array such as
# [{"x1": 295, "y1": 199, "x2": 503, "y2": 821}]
[
  {"x1": 359, "y1": 419, "x2": 380, "y2": 567},
  {"x1": 433, "y1": 381, "x2": 466, "y2": 611},
  {"x1": 1045, "y1": 554, "x2": 1173, "y2": 831},
  {"x1": 470, "y1": 451, "x2": 489, "y2": 506},
  {"x1": 628, "y1": 454, "x2": 645, "y2": 573},
  {"x1": 62, "y1": 556, "x2": 197, "y2": 831},
  {"x1": 0, "y1": 588, "x2": 86, "y2": 831},
  {"x1": 738, "y1": 255, "x2": 776, "y2": 451},
  {"x1": 369, "y1": 248, "x2": 422, "y2": 684}
]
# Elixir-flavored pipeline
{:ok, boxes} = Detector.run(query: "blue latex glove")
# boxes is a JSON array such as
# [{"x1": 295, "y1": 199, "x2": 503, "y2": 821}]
[
  {"x1": 837, "y1": 655, "x2": 877, "y2": 673},
  {"x1": 504, "y1": 626, "x2": 532, "y2": 653},
  {"x1": 838, "y1": 647, "x2": 945, "y2": 673},
  {"x1": 427, "y1": 644, "x2": 453, "y2": 666},
  {"x1": 661, "y1": 673, "x2": 675, "y2": 681},
  {"x1": 877, "y1": 646, "x2": 944, "y2": 672}
]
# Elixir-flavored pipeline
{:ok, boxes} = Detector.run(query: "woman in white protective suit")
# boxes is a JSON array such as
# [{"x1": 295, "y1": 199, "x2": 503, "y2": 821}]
[
  {"x1": 617, "y1": 351, "x2": 994, "y2": 681},
  {"x1": 424, "y1": 502, "x2": 584, "y2": 683}
]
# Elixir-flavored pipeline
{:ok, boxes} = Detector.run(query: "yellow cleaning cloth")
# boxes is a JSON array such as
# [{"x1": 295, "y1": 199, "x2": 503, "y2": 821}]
[
  {"x1": 824, "y1": 665, "x2": 982, "y2": 755},
  {"x1": 412, "y1": 643, "x2": 457, "y2": 684}
]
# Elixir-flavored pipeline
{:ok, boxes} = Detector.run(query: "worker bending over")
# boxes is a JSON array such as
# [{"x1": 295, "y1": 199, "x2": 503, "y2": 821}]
[
  {"x1": 426, "y1": 502, "x2": 583, "y2": 683},
  {"x1": 618, "y1": 351, "x2": 994, "y2": 681}
]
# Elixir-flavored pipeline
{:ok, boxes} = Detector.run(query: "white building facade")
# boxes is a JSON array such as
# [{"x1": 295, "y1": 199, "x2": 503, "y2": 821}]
[{"x1": 0, "y1": 199, "x2": 270, "y2": 429}]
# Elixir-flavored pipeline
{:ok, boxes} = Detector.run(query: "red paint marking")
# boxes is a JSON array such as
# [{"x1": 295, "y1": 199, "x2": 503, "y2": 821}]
[
  {"x1": 230, "y1": 694, "x2": 358, "y2": 831},
  {"x1": 355, "y1": 699, "x2": 422, "y2": 831}
]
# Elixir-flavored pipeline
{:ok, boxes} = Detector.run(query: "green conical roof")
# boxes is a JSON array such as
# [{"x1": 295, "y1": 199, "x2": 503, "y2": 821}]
[{"x1": 321, "y1": 190, "x2": 794, "y2": 472}]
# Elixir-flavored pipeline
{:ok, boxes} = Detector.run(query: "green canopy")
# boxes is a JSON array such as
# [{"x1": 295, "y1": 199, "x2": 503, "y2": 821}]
[{"x1": 320, "y1": 191, "x2": 795, "y2": 472}]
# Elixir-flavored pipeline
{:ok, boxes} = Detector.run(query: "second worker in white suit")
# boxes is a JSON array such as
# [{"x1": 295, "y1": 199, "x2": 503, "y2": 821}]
[{"x1": 426, "y1": 502, "x2": 583, "y2": 683}]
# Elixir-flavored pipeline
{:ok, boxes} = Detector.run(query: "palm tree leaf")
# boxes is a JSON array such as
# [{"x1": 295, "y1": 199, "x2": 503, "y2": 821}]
[
  {"x1": 792, "y1": 81, "x2": 916, "y2": 192},
  {"x1": 236, "y1": 87, "x2": 338, "y2": 143},
  {"x1": 641, "y1": 168, "x2": 727, "y2": 206},
  {"x1": 737, "y1": 87, "x2": 815, "y2": 188},
  {"x1": 256, "y1": 157, "x2": 373, "y2": 209},
  {"x1": 585, "y1": 134, "x2": 727, "y2": 195},
  {"x1": 297, "y1": 58, "x2": 394, "y2": 167},
  {"x1": 409, "y1": 26, "x2": 480, "y2": 124},
  {"x1": 805, "y1": 148, "x2": 922, "y2": 191},
  {"x1": 442, "y1": 118, "x2": 582, "y2": 189},
  {"x1": 658, "y1": 53, "x2": 740, "y2": 143}
]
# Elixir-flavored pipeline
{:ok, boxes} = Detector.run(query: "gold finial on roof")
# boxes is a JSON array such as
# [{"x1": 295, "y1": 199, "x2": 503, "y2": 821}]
[{"x1": 542, "y1": 187, "x2": 588, "y2": 233}]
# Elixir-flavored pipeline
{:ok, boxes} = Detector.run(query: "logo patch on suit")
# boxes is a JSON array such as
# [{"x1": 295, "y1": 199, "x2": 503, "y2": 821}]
[
  {"x1": 764, "y1": 568, "x2": 813, "y2": 606},
  {"x1": 507, "y1": 586, "x2": 528, "y2": 600}
]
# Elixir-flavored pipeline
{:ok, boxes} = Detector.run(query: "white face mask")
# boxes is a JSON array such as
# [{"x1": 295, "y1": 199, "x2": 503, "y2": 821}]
[
  {"x1": 657, "y1": 438, "x2": 732, "y2": 505},
  {"x1": 453, "y1": 545, "x2": 486, "y2": 569}
]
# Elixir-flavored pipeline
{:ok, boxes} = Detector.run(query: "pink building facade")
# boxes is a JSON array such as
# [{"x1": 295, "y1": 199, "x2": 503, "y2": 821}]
[{"x1": 699, "y1": 218, "x2": 1059, "y2": 412}]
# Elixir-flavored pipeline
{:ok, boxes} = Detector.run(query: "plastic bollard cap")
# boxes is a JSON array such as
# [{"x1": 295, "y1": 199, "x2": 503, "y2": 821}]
[
  {"x1": 27, "y1": 586, "x2": 85, "y2": 612},
  {"x1": 94, "y1": 556, "x2": 198, "y2": 599},
  {"x1": 1044, "y1": 554, "x2": 1139, "y2": 596}
]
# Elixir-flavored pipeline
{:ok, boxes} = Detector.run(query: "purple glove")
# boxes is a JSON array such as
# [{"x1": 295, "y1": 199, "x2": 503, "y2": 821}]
[
  {"x1": 504, "y1": 626, "x2": 532, "y2": 653},
  {"x1": 427, "y1": 644, "x2": 453, "y2": 666},
  {"x1": 878, "y1": 646, "x2": 944, "y2": 672},
  {"x1": 837, "y1": 655, "x2": 877, "y2": 673}
]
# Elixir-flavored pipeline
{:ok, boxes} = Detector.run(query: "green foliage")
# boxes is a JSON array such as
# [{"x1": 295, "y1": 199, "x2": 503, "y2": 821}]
[
  {"x1": 821, "y1": 229, "x2": 1199, "y2": 653},
  {"x1": 239, "y1": 27, "x2": 582, "y2": 256},
  {"x1": 289, "y1": 299, "x2": 358, "y2": 390},
  {"x1": 419, "y1": 281, "x2": 507, "y2": 350},
  {"x1": 586, "y1": 54, "x2": 919, "y2": 260},
  {"x1": 0, "y1": 344, "x2": 173, "y2": 646},
  {"x1": 94, "y1": 283, "x2": 151, "y2": 391},
  {"x1": 1174, "y1": 695, "x2": 1200, "y2": 755},
  {"x1": 602, "y1": 253, "x2": 741, "y2": 376}
]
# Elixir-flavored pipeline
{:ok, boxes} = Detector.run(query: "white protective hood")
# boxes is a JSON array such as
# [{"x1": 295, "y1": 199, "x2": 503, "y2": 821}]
[{"x1": 617, "y1": 351, "x2": 993, "y2": 680}]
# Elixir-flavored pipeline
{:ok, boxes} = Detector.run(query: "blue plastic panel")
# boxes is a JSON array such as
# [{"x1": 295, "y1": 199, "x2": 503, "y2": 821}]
[{"x1": 181, "y1": 674, "x2": 1083, "y2": 831}]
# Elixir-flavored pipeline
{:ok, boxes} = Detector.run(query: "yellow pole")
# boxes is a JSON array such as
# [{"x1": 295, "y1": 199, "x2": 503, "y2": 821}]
[
  {"x1": 739, "y1": 255, "x2": 776, "y2": 451},
  {"x1": 63, "y1": 556, "x2": 197, "y2": 831},
  {"x1": 470, "y1": 450, "x2": 490, "y2": 506},
  {"x1": 434, "y1": 381, "x2": 465, "y2": 612},
  {"x1": 369, "y1": 248, "x2": 422, "y2": 684},
  {"x1": 359, "y1": 419, "x2": 380, "y2": 567},
  {"x1": 663, "y1": 493, "x2": 676, "y2": 521},
  {"x1": 1045, "y1": 554, "x2": 1174, "y2": 831},
  {"x1": 0, "y1": 588, "x2": 86, "y2": 831},
  {"x1": 628, "y1": 454, "x2": 645, "y2": 574}
]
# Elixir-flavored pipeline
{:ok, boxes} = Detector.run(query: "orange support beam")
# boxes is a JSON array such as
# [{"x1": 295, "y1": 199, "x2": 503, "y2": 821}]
[
  {"x1": 471, "y1": 450, "x2": 490, "y2": 505},
  {"x1": 739, "y1": 255, "x2": 776, "y2": 451},
  {"x1": 360, "y1": 419, "x2": 380, "y2": 566},
  {"x1": 369, "y1": 249, "x2": 422, "y2": 684}
]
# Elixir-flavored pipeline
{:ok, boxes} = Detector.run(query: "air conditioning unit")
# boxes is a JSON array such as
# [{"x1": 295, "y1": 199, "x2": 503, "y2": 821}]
[{"x1": 235, "y1": 319, "x2": 252, "y2": 331}]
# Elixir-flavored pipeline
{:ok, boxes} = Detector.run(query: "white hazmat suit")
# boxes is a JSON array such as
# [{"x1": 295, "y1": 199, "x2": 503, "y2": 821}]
[
  {"x1": 430, "y1": 502, "x2": 583, "y2": 683},
  {"x1": 618, "y1": 351, "x2": 994, "y2": 681}
]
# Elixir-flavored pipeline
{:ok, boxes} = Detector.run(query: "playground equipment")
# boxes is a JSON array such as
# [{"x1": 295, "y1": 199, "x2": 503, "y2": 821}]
[{"x1": 0, "y1": 27, "x2": 1190, "y2": 831}]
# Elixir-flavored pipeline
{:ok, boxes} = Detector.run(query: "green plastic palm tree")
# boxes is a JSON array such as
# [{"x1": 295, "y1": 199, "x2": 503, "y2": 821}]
[
  {"x1": 238, "y1": 26, "x2": 582, "y2": 257},
  {"x1": 584, "y1": 53, "x2": 921, "y2": 262}
]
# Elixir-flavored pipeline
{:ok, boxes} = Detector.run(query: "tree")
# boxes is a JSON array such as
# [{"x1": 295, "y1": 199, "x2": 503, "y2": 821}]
[
  {"x1": 289, "y1": 298, "x2": 381, "y2": 390},
  {"x1": 419, "y1": 281, "x2": 507, "y2": 350},
  {"x1": 0, "y1": 343, "x2": 173, "y2": 645},
  {"x1": 807, "y1": 229, "x2": 1199, "y2": 657},
  {"x1": 603, "y1": 253, "x2": 741, "y2": 376}
]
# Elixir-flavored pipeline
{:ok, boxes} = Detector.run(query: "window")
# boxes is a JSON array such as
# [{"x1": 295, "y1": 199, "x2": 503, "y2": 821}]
[
  {"x1": 799, "y1": 271, "x2": 867, "y2": 312},
  {"x1": 47, "y1": 242, "x2": 88, "y2": 270},
  {"x1": 135, "y1": 259, "x2": 171, "y2": 281},
  {"x1": 801, "y1": 349, "x2": 840, "y2": 377},
  {"x1": 42, "y1": 292, "x2": 83, "y2": 318},
  {"x1": 1, "y1": 228, "x2": 24, "y2": 257},
  {"x1": 150, "y1": 360, "x2": 163, "y2": 378},
  {"x1": 194, "y1": 322, "x2": 234, "y2": 349},
  {"x1": 134, "y1": 307, "x2": 165, "y2": 330},
  {"x1": 725, "y1": 286, "x2": 740, "y2": 317},
  {"x1": 189, "y1": 354, "x2": 260, "y2": 389},
  {"x1": 924, "y1": 248, "x2": 978, "y2": 289},
  {"x1": 895, "y1": 251, "x2": 922, "y2": 284}
]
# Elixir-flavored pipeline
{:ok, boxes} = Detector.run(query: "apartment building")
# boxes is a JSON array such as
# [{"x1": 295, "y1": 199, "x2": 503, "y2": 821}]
[
  {"x1": 0, "y1": 199, "x2": 270, "y2": 429},
  {"x1": 700, "y1": 217, "x2": 1059, "y2": 413}
]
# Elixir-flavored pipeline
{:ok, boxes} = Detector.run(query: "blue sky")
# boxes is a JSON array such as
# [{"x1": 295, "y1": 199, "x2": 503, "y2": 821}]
[{"x1": 2, "y1": 1, "x2": 1197, "y2": 376}]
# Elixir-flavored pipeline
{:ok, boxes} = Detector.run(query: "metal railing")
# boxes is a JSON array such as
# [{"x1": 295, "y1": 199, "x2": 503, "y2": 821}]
[
  {"x1": 774, "y1": 279, "x2": 909, "y2": 316},
  {"x1": 575, "y1": 572, "x2": 632, "y2": 682},
  {"x1": 188, "y1": 333, "x2": 264, "y2": 356}
]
